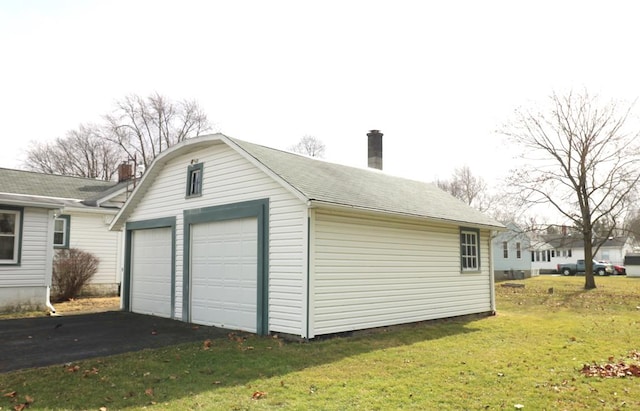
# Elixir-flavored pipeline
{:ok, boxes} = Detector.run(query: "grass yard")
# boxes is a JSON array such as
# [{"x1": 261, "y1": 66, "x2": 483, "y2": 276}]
[{"x1": 2, "y1": 276, "x2": 640, "y2": 410}]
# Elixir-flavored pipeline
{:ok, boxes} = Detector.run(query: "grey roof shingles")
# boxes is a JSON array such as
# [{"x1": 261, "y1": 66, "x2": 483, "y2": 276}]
[
  {"x1": 0, "y1": 167, "x2": 122, "y2": 201},
  {"x1": 111, "y1": 134, "x2": 505, "y2": 230},
  {"x1": 230, "y1": 137, "x2": 503, "y2": 229}
]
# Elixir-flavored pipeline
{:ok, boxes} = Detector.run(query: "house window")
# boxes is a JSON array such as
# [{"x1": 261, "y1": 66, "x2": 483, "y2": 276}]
[
  {"x1": 0, "y1": 208, "x2": 21, "y2": 264},
  {"x1": 516, "y1": 242, "x2": 522, "y2": 259},
  {"x1": 502, "y1": 241, "x2": 508, "y2": 258},
  {"x1": 568, "y1": 249, "x2": 572, "y2": 257},
  {"x1": 460, "y1": 228, "x2": 480, "y2": 271},
  {"x1": 54, "y1": 215, "x2": 70, "y2": 248},
  {"x1": 186, "y1": 163, "x2": 203, "y2": 198}
]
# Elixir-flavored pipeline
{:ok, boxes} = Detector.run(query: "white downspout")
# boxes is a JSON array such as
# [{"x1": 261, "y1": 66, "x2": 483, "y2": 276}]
[
  {"x1": 45, "y1": 209, "x2": 59, "y2": 314},
  {"x1": 489, "y1": 230, "x2": 497, "y2": 314}
]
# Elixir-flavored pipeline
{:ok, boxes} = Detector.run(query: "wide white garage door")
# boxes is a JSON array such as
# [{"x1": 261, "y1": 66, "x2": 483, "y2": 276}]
[
  {"x1": 131, "y1": 227, "x2": 172, "y2": 318},
  {"x1": 190, "y1": 217, "x2": 258, "y2": 332}
]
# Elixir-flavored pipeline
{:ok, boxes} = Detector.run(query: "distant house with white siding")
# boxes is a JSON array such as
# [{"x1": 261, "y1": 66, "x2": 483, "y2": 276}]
[
  {"x1": 530, "y1": 234, "x2": 634, "y2": 273},
  {"x1": 110, "y1": 132, "x2": 505, "y2": 339},
  {"x1": 492, "y1": 222, "x2": 532, "y2": 280},
  {"x1": 0, "y1": 168, "x2": 128, "y2": 312}
]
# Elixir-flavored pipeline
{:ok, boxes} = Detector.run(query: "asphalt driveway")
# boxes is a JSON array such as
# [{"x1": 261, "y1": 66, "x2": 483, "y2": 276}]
[{"x1": 0, "y1": 311, "x2": 228, "y2": 373}]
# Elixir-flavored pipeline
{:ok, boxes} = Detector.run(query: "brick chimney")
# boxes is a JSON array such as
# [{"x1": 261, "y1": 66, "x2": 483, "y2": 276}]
[
  {"x1": 117, "y1": 162, "x2": 133, "y2": 182},
  {"x1": 367, "y1": 129, "x2": 383, "y2": 170}
]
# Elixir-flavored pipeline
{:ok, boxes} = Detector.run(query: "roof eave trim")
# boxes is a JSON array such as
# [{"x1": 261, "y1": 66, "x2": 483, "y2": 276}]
[{"x1": 307, "y1": 199, "x2": 506, "y2": 230}]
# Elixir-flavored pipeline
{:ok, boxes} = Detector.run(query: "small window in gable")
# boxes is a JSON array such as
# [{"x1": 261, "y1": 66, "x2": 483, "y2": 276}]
[
  {"x1": 186, "y1": 163, "x2": 203, "y2": 198},
  {"x1": 54, "y1": 215, "x2": 70, "y2": 248},
  {"x1": 0, "y1": 208, "x2": 22, "y2": 264},
  {"x1": 460, "y1": 228, "x2": 480, "y2": 272}
]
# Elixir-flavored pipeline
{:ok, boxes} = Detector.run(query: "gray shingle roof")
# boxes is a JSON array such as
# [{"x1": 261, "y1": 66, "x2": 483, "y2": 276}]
[
  {"x1": 111, "y1": 134, "x2": 505, "y2": 230},
  {"x1": 229, "y1": 137, "x2": 503, "y2": 228},
  {"x1": 0, "y1": 167, "x2": 122, "y2": 201}
]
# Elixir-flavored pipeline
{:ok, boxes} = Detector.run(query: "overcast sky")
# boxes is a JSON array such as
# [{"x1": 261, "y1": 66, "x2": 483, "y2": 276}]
[{"x1": 1, "y1": 0, "x2": 639, "y2": 185}]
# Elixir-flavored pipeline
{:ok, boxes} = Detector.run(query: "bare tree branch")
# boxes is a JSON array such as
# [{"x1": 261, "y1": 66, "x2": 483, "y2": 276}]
[
  {"x1": 500, "y1": 90, "x2": 640, "y2": 289},
  {"x1": 24, "y1": 123, "x2": 121, "y2": 180},
  {"x1": 104, "y1": 93, "x2": 212, "y2": 167},
  {"x1": 289, "y1": 135, "x2": 326, "y2": 158}
]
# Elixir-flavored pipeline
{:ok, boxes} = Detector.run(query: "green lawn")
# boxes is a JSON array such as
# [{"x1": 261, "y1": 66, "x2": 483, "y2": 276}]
[{"x1": 2, "y1": 276, "x2": 639, "y2": 410}]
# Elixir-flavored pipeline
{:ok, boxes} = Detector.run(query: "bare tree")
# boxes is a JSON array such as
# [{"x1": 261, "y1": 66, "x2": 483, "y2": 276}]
[
  {"x1": 436, "y1": 166, "x2": 494, "y2": 212},
  {"x1": 289, "y1": 135, "x2": 326, "y2": 158},
  {"x1": 105, "y1": 93, "x2": 212, "y2": 168},
  {"x1": 501, "y1": 90, "x2": 640, "y2": 289},
  {"x1": 25, "y1": 123, "x2": 121, "y2": 180}
]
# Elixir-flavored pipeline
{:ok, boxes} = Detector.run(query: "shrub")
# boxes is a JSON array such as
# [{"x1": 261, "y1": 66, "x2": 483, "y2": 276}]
[{"x1": 52, "y1": 248, "x2": 99, "y2": 302}]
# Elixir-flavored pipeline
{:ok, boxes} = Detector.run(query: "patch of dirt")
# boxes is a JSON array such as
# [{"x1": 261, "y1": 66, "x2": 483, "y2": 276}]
[{"x1": 52, "y1": 296, "x2": 120, "y2": 315}]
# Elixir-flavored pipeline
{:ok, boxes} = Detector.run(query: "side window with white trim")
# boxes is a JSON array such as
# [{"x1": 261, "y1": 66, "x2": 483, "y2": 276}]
[
  {"x1": 460, "y1": 228, "x2": 480, "y2": 272},
  {"x1": 54, "y1": 215, "x2": 70, "y2": 248},
  {"x1": 0, "y1": 208, "x2": 22, "y2": 264}
]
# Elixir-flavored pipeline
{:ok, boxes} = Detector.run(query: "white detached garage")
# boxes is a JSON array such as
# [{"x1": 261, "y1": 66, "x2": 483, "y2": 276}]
[{"x1": 110, "y1": 133, "x2": 504, "y2": 339}]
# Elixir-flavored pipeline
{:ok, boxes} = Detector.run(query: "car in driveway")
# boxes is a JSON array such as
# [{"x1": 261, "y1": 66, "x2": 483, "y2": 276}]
[
  {"x1": 599, "y1": 260, "x2": 626, "y2": 275},
  {"x1": 557, "y1": 259, "x2": 614, "y2": 276}
]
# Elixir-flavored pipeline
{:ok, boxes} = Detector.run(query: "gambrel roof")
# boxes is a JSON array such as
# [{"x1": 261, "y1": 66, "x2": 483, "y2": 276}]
[{"x1": 111, "y1": 134, "x2": 504, "y2": 230}]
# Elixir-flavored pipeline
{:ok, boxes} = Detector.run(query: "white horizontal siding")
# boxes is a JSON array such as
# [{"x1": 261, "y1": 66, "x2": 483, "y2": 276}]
[
  {"x1": 127, "y1": 144, "x2": 306, "y2": 335},
  {"x1": 67, "y1": 212, "x2": 121, "y2": 285},
  {"x1": 0, "y1": 207, "x2": 50, "y2": 288},
  {"x1": 311, "y1": 210, "x2": 492, "y2": 337}
]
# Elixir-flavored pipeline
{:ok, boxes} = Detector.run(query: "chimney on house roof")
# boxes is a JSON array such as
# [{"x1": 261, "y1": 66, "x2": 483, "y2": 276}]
[
  {"x1": 367, "y1": 129, "x2": 383, "y2": 170},
  {"x1": 117, "y1": 162, "x2": 133, "y2": 183}
]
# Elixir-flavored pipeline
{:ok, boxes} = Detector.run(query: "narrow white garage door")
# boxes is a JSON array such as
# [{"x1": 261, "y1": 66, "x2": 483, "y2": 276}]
[
  {"x1": 190, "y1": 217, "x2": 258, "y2": 332},
  {"x1": 131, "y1": 227, "x2": 172, "y2": 318}
]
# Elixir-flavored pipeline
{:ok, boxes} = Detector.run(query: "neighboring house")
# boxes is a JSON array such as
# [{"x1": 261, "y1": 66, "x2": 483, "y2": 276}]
[
  {"x1": 0, "y1": 168, "x2": 129, "y2": 311},
  {"x1": 530, "y1": 234, "x2": 634, "y2": 273},
  {"x1": 492, "y1": 222, "x2": 532, "y2": 280},
  {"x1": 110, "y1": 133, "x2": 504, "y2": 340}
]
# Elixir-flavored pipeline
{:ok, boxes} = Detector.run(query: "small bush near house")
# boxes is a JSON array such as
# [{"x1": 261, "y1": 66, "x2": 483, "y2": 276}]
[{"x1": 52, "y1": 248, "x2": 99, "y2": 302}]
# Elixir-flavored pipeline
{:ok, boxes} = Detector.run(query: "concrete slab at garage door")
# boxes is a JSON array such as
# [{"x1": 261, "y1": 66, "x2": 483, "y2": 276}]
[
  {"x1": 131, "y1": 227, "x2": 172, "y2": 318},
  {"x1": 190, "y1": 217, "x2": 258, "y2": 332}
]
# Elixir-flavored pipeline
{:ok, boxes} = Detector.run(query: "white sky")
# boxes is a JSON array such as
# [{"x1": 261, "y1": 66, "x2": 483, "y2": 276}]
[{"x1": 1, "y1": 0, "x2": 639, "y2": 185}]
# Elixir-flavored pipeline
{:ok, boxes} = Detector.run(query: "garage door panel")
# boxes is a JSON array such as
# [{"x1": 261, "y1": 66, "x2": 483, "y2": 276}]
[
  {"x1": 131, "y1": 227, "x2": 172, "y2": 318},
  {"x1": 190, "y1": 217, "x2": 258, "y2": 332}
]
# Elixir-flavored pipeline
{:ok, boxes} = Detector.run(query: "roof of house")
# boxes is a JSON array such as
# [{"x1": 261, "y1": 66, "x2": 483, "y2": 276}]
[
  {"x1": 542, "y1": 235, "x2": 631, "y2": 249},
  {"x1": 0, "y1": 167, "x2": 128, "y2": 207},
  {"x1": 111, "y1": 133, "x2": 504, "y2": 230}
]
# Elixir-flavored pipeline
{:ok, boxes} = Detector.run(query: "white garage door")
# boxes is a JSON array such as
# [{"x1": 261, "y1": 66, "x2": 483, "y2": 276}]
[
  {"x1": 131, "y1": 227, "x2": 172, "y2": 318},
  {"x1": 190, "y1": 217, "x2": 258, "y2": 332}
]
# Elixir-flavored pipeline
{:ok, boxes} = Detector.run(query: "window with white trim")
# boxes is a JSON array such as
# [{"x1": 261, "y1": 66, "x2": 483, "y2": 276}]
[
  {"x1": 54, "y1": 215, "x2": 70, "y2": 248},
  {"x1": 516, "y1": 242, "x2": 522, "y2": 259},
  {"x1": 0, "y1": 209, "x2": 21, "y2": 264},
  {"x1": 460, "y1": 228, "x2": 480, "y2": 271},
  {"x1": 502, "y1": 241, "x2": 508, "y2": 258}
]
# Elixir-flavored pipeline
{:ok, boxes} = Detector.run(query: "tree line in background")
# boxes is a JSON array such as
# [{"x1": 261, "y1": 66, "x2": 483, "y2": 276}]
[
  {"x1": 25, "y1": 93, "x2": 213, "y2": 180},
  {"x1": 26, "y1": 93, "x2": 326, "y2": 180}
]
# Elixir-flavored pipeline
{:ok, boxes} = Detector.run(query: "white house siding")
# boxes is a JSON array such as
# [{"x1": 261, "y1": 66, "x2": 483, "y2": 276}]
[
  {"x1": 67, "y1": 211, "x2": 122, "y2": 294},
  {"x1": 0, "y1": 207, "x2": 51, "y2": 310},
  {"x1": 492, "y1": 229, "x2": 531, "y2": 280},
  {"x1": 126, "y1": 144, "x2": 307, "y2": 335},
  {"x1": 310, "y1": 209, "x2": 492, "y2": 337}
]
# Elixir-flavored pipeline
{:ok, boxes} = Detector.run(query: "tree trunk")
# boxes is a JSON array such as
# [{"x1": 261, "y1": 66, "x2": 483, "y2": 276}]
[{"x1": 583, "y1": 235, "x2": 597, "y2": 290}]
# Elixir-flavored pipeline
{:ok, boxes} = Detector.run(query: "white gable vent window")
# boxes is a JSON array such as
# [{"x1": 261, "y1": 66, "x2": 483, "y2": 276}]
[{"x1": 186, "y1": 163, "x2": 203, "y2": 198}]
